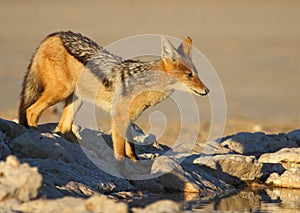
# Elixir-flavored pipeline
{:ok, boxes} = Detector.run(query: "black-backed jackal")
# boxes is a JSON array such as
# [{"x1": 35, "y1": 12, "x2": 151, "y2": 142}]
[{"x1": 19, "y1": 31, "x2": 209, "y2": 162}]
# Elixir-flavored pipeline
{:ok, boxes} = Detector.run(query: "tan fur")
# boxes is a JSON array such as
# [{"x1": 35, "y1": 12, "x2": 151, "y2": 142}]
[{"x1": 19, "y1": 32, "x2": 209, "y2": 162}]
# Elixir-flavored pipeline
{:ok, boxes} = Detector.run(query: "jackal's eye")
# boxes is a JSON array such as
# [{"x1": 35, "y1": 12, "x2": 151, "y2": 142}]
[{"x1": 187, "y1": 72, "x2": 193, "y2": 78}]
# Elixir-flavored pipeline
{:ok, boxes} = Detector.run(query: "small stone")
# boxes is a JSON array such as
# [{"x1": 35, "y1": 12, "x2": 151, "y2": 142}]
[
  {"x1": 265, "y1": 167, "x2": 300, "y2": 188},
  {"x1": 132, "y1": 200, "x2": 181, "y2": 213},
  {"x1": 16, "y1": 195, "x2": 128, "y2": 213},
  {"x1": 0, "y1": 155, "x2": 42, "y2": 202}
]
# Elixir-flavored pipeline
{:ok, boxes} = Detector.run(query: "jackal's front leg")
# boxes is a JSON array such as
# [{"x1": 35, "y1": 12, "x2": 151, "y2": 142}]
[
  {"x1": 125, "y1": 123, "x2": 138, "y2": 161},
  {"x1": 111, "y1": 120, "x2": 138, "y2": 162},
  {"x1": 111, "y1": 121, "x2": 126, "y2": 162},
  {"x1": 125, "y1": 140, "x2": 138, "y2": 161}
]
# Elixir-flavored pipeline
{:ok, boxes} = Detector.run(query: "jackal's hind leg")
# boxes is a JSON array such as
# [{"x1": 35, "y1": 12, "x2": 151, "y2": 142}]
[
  {"x1": 26, "y1": 91, "x2": 63, "y2": 128},
  {"x1": 58, "y1": 95, "x2": 82, "y2": 143}
]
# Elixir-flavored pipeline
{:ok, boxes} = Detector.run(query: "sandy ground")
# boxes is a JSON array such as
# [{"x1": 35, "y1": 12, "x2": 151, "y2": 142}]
[{"x1": 0, "y1": 0, "x2": 300, "y2": 141}]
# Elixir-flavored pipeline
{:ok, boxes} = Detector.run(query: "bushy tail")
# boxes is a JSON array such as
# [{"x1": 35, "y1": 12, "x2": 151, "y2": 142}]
[{"x1": 18, "y1": 58, "x2": 42, "y2": 127}]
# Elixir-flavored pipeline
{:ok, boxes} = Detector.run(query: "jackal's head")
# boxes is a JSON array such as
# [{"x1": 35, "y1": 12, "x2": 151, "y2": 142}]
[{"x1": 161, "y1": 36, "x2": 209, "y2": 96}]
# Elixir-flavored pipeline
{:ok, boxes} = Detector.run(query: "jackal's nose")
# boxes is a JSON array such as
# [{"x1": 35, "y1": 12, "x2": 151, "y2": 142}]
[{"x1": 201, "y1": 87, "x2": 210, "y2": 96}]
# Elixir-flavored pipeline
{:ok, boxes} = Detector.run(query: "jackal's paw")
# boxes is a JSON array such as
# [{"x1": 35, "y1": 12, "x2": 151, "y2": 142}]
[
  {"x1": 64, "y1": 131, "x2": 79, "y2": 144},
  {"x1": 28, "y1": 125, "x2": 38, "y2": 130}
]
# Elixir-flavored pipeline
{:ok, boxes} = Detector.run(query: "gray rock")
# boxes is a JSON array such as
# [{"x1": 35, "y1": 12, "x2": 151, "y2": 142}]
[
  {"x1": 220, "y1": 132, "x2": 298, "y2": 155},
  {"x1": 5, "y1": 123, "x2": 134, "y2": 196},
  {"x1": 151, "y1": 155, "x2": 235, "y2": 194},
  {"x1": 132, "y1": 179, "x2": 165, "y2": 193},
  {"x1": 287, "y1": 129, "x2": 300, "y2": 146},
  {"x1": 0, "y1": 118, "x2": 25, "y2": 139},
  {"x1": 22, "y1": 156, "x2": 133, "y2": 198},
  {"x1": 265, "y1": 167, "x2": 300, "y2": 188},
  {"x1": 193, "y1": 154, "x2": 263, "y2": 185},
  {"x1": 258, "y1": 147, "x2": 300, "y2": 165},
  {"x1": 0, "y1": 155, "x2": 42, "y2": 202},
  {"x1": 10, "y1": 131, "x2": 76, "y2": 163},
  {"x1": 0, "y1": 131, "x2": 11, "y2": 160}
]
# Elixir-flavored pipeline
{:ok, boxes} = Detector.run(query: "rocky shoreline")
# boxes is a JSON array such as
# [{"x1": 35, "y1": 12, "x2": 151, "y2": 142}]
[{"x1": 0, "y1": 118, "x2": 299, "y2": 212}]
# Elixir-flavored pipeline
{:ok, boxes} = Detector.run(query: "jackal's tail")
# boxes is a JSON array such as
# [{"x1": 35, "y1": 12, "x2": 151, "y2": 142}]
[{"x1": 18, "y1": 57, "x2": 42, "y2": 127}]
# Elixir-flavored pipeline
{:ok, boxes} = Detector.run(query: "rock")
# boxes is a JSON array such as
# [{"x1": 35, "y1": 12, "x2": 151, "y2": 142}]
[
  {"x1": 193, "y1": 154, "x2": 263, "y2": 186},
  {"x1": 0, "y1": 155, "x2": 42, "y2": 202},
  {"x1": 258, "y1": 148, "x2": 300, "y2": 182},
  {"x1": 15, "y1": 195, "x2": 128, "y2": 213},
  {"x1": 75, "y1": 124, "x2": 231, "y2": 195},
  {"x1": 22, "y1": 157, "x2": 133, "y2": 198},
  {"x1": 265, "y1": 167, "x2": 300, "y2": 188},
  {"x1": 57, "y1": 181, "x2": 100, "y2": 197},
  {"x1": 220, "y1": 132, "x2": 298, "y2": 156},
  {"x1": 3, "y1": 117, "x2": 300, "y2": 211},
  {"x1": 1, "y1": 118, "x2": 234, "y2": 198},
  {"x1": 287, "y1": 129, "x2": 300, "y2": 146},
  {"x1": 151, "y1": 155, "x2": 235, "y2": 194},
  {"x1": 10, "y1": 131, "x2": 76, "y2": 163},
  {"x1": 130, "y1": 123, "x2": 157, "y2": 146},
  {"x1": 0, "y1": 118, "x2": 25, "y2": 139},
  {"x1": 130, "y1": 122, "x2": 166, "y2": 158},
  {"x1": 0, "y1": 130, "x2": 11, "y2": 160},
  {"x1": 86, "y1": 195, "x2": 128, "y2": 213},
  {"x1": 153, "y1": 156, "x2": 201, "y2": 193},
  {"x1": 6, "y1": 123, "x2": 134, "y2": 196},
  {"x1": 260, "y1": 162, "x2": 286, "y2": 183},
  {"x1": 132, "y1": 200, "x2": 181, "y2": 213},
  {"x1": 258, "y1": 147, "x2": 300, "y2": 166},
  {"x1": 132, "y1": 179, "x2": 165, "y2": 193}
]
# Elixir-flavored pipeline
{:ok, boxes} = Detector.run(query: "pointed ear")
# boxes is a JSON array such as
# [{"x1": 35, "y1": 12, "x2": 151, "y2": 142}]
[
  {"x1": 161, "y1": 36, "x2": 179, "y2": 60},
  {"x1": 177, "y1": 36, "x2": 192, "y2": 58}
]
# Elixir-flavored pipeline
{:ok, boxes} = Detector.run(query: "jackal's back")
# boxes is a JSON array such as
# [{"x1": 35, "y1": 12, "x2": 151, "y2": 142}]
[{"x1": 47, "y1": 31, "x2": 101, "y2": 65}]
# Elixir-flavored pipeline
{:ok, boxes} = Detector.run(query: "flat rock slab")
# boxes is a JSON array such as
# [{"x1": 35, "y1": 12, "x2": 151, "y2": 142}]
[
  {"x1": 193, "y1": 154, "x2": 263, "y2": 186},
  {"x1": 150, "y1": 155, "x2": 235, "y2": 194},
  {"x1": 220, "y1": 132, "x2": 298, "y2": 156},
  {"x1": 259, "y1": 147, "x2": 300, "y2": 165}
]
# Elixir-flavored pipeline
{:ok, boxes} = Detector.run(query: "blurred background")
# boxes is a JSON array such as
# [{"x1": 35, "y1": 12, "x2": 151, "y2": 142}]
[{"x1": 0, "y1": 0, "x2": 299, "y2": 142}]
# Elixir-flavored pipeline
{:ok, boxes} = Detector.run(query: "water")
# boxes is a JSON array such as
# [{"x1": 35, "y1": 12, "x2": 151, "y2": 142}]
[
  {"x1": 130, "y1": 187, "x2": 300, "y2": 212},
  {"x1": 184, "y1": 187, "x2": 300, "y2": 212}
]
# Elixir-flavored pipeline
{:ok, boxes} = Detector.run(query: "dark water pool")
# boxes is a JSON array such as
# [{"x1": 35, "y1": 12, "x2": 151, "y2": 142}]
[
  {"x1": 130, "y1": 187, "x2": 300, "y2": 212},
  {"x1": 184, "y1": 187, "x2": 300, "y2": 212}
]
